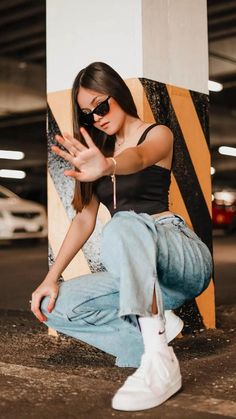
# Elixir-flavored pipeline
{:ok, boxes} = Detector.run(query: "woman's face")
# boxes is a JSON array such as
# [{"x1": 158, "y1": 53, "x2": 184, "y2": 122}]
[{"x1": 77, "y1": 87, "x2": 126, "y2": 135}]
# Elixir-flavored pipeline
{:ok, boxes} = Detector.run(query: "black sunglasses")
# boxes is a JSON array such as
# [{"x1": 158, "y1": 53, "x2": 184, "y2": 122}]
[{"x1": 79, "y1": 96, "x2": 111, "y2": 127}]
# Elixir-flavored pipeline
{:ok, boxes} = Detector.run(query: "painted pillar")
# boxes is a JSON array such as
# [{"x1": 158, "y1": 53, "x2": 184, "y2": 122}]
[{"x1": 47, "y1": 0, "x2": 215, "y2": 330}]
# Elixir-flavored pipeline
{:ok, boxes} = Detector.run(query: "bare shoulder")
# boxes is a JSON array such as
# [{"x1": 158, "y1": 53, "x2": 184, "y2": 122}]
[
  {"x1": 138, "y1": 124, "x2": 173, "y2": 151},
  {"x1": 146, "y1": 124, "x2": 173, "y2": 143},
  {"x1": 136, "y1": 124, "x2": 173, "y2": 167}
]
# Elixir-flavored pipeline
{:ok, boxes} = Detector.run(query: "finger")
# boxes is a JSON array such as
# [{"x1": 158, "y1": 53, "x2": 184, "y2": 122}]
[
  {"x1": 51, "y1": 145, "x2": 75, "y2": 164},
  {"x1": 80, "y1": 127, "x2": 96, "y2": 149},
  {"x1": 55, "y1": 134, "x2": 68, "y2": 147},
  {"x1": 34, "y1": 308, "x2": 47, "y2": 322},
  {"x1": 61, "y1": 132, "x2": 74, "y2": 141},
  {"x1": 54, "y1": 134, "x2": 76, "y2": 154},
  {"x1": 54, "y1": 138, "x2": 78, "y2": 159},
  {"x1": 64, "y1": 169, "x2": 82, "y2": 179},
  {"x1": 63, "y1": 132, "x2": 87, "y2": 152},
  {"x1": 65, "y1": 170, "x2": 92, "y2": 182},
  {"x1": 55, "y1": 134, "x2": 84, "y2": 156},
  {"x1": 31, "y1": 303, "x2": 47, "y2": 322},
  {"x1": 31, "y1": 294, "x2": 47, "y2": 322},
  {"x1": 47, "y1": 294, "x2": 58, "y2": 313}
]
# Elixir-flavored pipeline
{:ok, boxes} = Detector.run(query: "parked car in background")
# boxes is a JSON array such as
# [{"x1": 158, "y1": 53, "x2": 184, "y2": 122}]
[
  {"x1": 0, "y1": 185, "x2": 47, "y2": 241},
  {"x1": 212, "y1": 189, "x2": 236, "y2": 233}
]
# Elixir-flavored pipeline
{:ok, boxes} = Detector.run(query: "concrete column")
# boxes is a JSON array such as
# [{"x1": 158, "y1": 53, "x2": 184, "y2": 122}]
[{"x1": 47, "y1": 0, "x2": 215, "y2": 329}]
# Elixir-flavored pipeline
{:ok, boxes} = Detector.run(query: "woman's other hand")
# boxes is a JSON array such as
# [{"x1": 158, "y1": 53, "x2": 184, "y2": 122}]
[
  {"x1": 31, "y1": 277, "x2": 59, "y2": 322},
  {"x1": 51, "y1": 128, "x2": 111, "y2": 182}
]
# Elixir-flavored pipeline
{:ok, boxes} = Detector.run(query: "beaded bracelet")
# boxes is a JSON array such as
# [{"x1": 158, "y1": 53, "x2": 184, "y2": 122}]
[{"x1": 109, "y1": 157, "x2": 117, "y2": 209}]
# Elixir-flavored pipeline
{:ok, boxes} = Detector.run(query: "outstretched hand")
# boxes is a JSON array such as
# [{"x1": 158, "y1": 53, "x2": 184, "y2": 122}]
[{"x1": 52, "y1": 127, "x2": 111, "y2": 181}]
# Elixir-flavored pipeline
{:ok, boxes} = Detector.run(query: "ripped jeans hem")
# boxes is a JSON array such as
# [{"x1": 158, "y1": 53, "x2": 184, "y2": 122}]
[
  {"x1": 115, "y1": 358, "x2": 140, "y2": 368},
  {"x1": 119, "y1": 308, "x2": 155, "y2": 318}
]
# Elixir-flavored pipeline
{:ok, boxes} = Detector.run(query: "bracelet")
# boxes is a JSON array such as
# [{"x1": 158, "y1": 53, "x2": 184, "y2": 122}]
[{"x1": 109, "y1": 157, "x2": 117, "y2": 209}]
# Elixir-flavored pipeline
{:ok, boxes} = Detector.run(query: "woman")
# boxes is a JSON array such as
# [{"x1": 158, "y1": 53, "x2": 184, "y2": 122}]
[{"x1": 31, "y1": 62, "x2": 212, "y2": 411}]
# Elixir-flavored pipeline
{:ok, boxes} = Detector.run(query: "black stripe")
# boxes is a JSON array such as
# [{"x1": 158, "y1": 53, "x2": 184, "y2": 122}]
[
  {"x1": 139, "y1": 78, "x2": 212, "y2": 254},
  {"x1": 47, "y1": 105, "x2": 72, "y2": 208},
  {"x1": 176, "y1": 299, "x2": 204, "y2": 333},
  {"x1": 190, "y1": 90, "x2": 210, "y2": 147},
  {"x1": 139, "y1": 78, "x2": 214, "y2": 329}
]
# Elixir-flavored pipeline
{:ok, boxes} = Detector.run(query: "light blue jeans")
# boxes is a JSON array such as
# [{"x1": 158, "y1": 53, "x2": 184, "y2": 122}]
[{"x1": 41, "y1": 212, "x2": 212, "y2": 368}]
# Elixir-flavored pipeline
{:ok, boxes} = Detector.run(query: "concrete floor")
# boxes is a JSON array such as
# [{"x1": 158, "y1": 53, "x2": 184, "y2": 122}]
[{"x1": 0, "y1": 233, "x2": 235, "y2": 418}]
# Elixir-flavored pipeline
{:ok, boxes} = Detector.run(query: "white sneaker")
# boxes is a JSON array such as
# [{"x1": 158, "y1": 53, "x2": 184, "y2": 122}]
[
  {"x1": 112, "y1": 347, "x2": 182, "y2": 411},
  {"x1": 165, "y1": 310, "x2": 184, "y2": 343}
]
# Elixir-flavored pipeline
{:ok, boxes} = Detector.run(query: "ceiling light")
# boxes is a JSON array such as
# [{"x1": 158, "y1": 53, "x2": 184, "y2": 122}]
[
  {"x1": 210, "y1": 167, "x2": 215, "y2": 175},
  {"x1": 0, "y1": 169, "x2": 26, "y2": 179},
  {"x1": 218, "y1": 146, "x2": 236, "y2": 157},
  {"x1": 0, "y1": 150, "x2": 25, "y2": 160},
  {"x1": 18, "y1": 62, "x2": 27, "y2": 69},
  {"x1": 208, "y1": 80, "x2": 223, "y2": 92}
]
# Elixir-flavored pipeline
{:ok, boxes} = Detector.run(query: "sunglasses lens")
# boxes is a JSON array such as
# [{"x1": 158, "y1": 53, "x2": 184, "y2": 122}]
[
  {"x1": 79, "y1": 97, "x2": 110, "y2": 126},
  {"x1": 95, "y1": 100, "x2": 109, "y2": 116},
  {"x1": 79, "y1": 112, "x2": 94, "y2": 126}
]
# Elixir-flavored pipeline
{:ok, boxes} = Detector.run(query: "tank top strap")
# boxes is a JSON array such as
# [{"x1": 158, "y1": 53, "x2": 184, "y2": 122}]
[{"x1": 137, "y1": 123, "x2": 158, "y2": 145}]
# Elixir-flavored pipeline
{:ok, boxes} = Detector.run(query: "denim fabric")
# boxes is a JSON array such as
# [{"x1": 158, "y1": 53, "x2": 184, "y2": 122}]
[{"x1": 41, "y1": 211, "x2": 212, "y2": 368}]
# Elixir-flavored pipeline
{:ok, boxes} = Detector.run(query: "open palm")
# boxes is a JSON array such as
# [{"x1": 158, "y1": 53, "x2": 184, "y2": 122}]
[{"x1": 52, "y1": 127, "x2": 110, "y2": 181}]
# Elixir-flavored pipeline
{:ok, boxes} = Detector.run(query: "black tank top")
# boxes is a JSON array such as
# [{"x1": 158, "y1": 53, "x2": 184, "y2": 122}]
[{"x1": 94, "y1": 124, "x2": 171, "y2": 216}]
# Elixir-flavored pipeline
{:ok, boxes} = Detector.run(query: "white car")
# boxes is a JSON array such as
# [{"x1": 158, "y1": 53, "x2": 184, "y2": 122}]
[{"x1": 0, "y1": 185, "x2": 47, "y2": 240}]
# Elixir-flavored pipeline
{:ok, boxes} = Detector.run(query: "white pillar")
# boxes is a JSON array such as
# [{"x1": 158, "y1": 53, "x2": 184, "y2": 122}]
[{"x1": 47, "y1": 0, "x2": 214, "y2": 328}]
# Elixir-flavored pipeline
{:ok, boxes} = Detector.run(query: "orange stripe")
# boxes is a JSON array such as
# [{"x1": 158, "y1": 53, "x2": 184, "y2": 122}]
[
  {"x1": 165, "y1": 85, "x2": 214, "y2": 327},
  {"x1": 47, "y1": 172, "x2": 91, "y2": 278},
  {"x1": 48, "y1": 90, "x2": 72, "y2": 134},
  {"x1": 170, "y1": 175, "x2": 215, "y2": 328},
  {"x1": 166, "y1": 85, "x2": 212, "y2": 216}
]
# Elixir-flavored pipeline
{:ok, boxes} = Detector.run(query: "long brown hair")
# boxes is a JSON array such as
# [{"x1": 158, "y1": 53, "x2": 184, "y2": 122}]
[{"x1": 71, "y1": 62, "x2": 139, "y2": 212}]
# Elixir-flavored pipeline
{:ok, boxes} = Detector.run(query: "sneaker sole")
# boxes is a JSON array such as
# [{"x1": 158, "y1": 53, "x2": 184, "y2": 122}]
[{"x1": 112, "y1": 377, "x2": 182, "y2": 411}]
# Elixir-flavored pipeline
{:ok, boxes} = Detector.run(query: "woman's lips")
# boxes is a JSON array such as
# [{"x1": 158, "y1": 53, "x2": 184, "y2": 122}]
[{"x1": 100, "y1": 122, "x2": 109, "y2": 129}]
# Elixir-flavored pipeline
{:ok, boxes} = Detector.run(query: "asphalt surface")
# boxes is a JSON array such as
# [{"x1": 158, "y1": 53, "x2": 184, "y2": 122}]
[{"x1": 0, "y1": 233, "x2": 235, "y2": 418}]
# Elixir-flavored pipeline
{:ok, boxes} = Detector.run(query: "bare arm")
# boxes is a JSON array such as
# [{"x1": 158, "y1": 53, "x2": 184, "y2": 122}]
[
  {"x1": 48, "y1": 194, "x2": 99, "y2": 281},
  {"x1": 52, "y1": 125, "x2": 173, "y2": 181},
  {"x1": 105, "y1": 125, "x2": 174, "y2": 175},
  {"x1": 31, "y1": 194, "x2": 99, "y2": 322}
]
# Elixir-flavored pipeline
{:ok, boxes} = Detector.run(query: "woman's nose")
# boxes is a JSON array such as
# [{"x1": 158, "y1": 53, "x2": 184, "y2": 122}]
[{"x1": 93, "y1": 113, "x2": 103, "y2": 122}]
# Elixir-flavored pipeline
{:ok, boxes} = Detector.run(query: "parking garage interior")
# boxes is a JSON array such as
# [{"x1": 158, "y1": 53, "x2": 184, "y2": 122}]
[
  {"x1": 0, "y1": 2, "x2": 235, "y2": 418},
  {"x1": 0, "y1": 0, "x2": 235, "y2": 310}
]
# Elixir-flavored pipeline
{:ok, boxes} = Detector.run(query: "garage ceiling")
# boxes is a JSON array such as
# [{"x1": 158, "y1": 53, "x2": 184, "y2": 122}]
[
  {"x1": 0, "y1": 0, "x2": 235, "y2": 114},
  {"x1": 0, "y1": 0, "x2": 235, "y2": 107},
  {"x1": 0, "y1": 0, "x2": 46, "y2": 65},
  {"x1": 208, "y1": 0, "x2": 236, "y2": 112}
]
